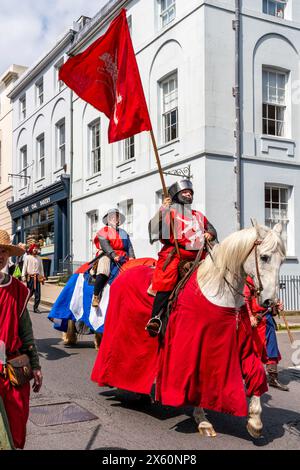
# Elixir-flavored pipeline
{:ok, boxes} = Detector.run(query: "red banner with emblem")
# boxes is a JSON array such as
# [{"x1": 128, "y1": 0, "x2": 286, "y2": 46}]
[{"x1": 59, "y1": 9, "x2": 152, "y2": 143}]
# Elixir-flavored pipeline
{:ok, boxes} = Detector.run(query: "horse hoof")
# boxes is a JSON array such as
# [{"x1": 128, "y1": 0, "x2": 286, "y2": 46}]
[
  {"x1": 198, "y1": 422, "x2": 217, "y2": 437},
  {"x1": 62, "y1": 332, "x2": 77, "y2": 346},
  {"x1": 246, "y1": 422, "x2": 262, "y2": 439}
]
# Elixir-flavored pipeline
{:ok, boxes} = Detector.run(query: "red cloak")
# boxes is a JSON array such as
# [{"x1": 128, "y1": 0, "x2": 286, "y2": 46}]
[
  {"x1": 91, "y1": 266, "x2": 159, "y2": 394},
  {"x1": 0, "y1": 276, "x2": 31, "y2": 449},
  {"x1": 91, "y1": 268, "x2": 267, "y2": 417}
]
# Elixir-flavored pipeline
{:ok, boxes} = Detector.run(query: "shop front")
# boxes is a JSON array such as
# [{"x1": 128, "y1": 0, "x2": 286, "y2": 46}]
[{"x1": 8, "y1": 175, "x2": 70, "y2": 276}]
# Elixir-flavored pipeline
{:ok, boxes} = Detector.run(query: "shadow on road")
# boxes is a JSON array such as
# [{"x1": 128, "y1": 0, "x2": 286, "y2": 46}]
[
  {"x1": 35, "y1": 337, "x2": 80, "y2": 361},
  {"x1": 99, "y1": 388, "x2": 188, "y2": 421},
  {"x1": 259, "y1": 393, "x2": 300, "y2": 444},
  {"x1": 99, "y1": 388, "x2": 300, "y2": 446}
]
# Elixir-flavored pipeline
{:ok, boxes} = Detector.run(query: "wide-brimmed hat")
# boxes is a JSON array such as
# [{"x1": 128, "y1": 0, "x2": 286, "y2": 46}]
[
  {"x1": 0, "y1": 230, "x2": 25, "y2": 257},
  {"x1": 102, "y1": 208, "x2": 125, "y2": 226}
]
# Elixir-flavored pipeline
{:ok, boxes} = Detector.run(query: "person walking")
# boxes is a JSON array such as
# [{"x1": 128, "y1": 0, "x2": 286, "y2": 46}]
[{"x1": 22, "y1": 244, "x2": 45, "y2": 313}]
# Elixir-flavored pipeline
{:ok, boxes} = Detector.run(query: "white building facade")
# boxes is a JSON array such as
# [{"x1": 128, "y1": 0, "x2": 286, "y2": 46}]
[
  {"x1": 69, "y1": 0, "x2": 300, "y2": 277},
  {"x1": 0, "y1": 65, "x2": 27, "y2": 235},
  {"x1": 7, "y1": 29, "x2": 77, "y2": 275}
]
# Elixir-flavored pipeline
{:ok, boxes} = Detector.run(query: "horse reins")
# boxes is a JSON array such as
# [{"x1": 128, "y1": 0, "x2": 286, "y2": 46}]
[{"x1": 206, "y1": 238, "x2": 264, "y2": 300}]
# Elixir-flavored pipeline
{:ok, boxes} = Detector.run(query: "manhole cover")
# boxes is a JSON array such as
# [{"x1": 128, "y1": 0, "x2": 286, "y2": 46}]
[{"x1": 29, "y1": 402, "x2": 98, "y2": 426}]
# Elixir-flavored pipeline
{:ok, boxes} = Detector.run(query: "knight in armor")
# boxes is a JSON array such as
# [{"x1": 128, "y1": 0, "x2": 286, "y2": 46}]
[
  {"x1": 244, "y1": 277, "x2": 289, "y2": 391},
  {"x1": 146, "y1": 179, "x2": 218, "y2": 335},
  {"x1": 92, "y1": 208, "x2": 135, "y2": 308}
]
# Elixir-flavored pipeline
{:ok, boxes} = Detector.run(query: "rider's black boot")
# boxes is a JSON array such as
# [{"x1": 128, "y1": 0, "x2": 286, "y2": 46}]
[{"x1": 266, "y1": 364, "x2": 289, "y2": 391}]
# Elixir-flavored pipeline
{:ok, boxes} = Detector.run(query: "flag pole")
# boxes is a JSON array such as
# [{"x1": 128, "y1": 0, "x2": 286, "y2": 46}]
[
  {"x1": 149, "y1": 130, "x2": 168, "y2": 198},
  {"x1": 149, "y1": 129, "x2": 180, "y2": 257}
]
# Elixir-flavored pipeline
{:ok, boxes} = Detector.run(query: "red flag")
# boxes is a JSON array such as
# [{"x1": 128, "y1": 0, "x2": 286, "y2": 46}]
[{"x1": 59, "y1": 9, "x2": 152, "y2": 143}]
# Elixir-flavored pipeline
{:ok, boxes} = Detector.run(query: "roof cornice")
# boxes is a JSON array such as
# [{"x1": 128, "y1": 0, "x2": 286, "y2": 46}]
[
  {"x1": 69, "y1": 0, "x2": 129, "y2": 55},
  {"x1": 8, "y1": 30, "x2": 76, "y2": 100}
]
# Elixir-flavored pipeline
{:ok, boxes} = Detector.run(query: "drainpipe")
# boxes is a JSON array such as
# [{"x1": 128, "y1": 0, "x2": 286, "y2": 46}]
[
  {"x1": 69, "y1": 89, "x2": 73, "y2": 263},
  {"x1": 233, "y1": 0, "x2": 242, "y2": 230}
]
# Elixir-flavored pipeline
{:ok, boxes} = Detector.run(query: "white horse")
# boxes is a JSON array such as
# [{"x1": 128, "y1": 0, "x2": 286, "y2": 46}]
[
  {"x1": 91, "y1": 222, "x2": 286, "y2": 439},
  {"x1": 194, "y1": 222, "x2": 285, "y2": 437}
]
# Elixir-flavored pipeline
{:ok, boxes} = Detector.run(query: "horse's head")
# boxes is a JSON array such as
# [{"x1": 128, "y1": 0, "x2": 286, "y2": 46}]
[{"x1": 243, "y1": 222, "x2": 286, "y2": 307}]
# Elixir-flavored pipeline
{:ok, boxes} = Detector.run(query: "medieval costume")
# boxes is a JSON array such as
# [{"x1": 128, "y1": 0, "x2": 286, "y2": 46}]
[
  {"x1": 147, "y1": 179, "x2": 217, "y2": 335},
  {"x1": 0, "y1": 230, "x2": 41, "y2": 449},
  {"x1": 91, "y1": 267, "x2": 267, "y2": 417},
  {"x1": 22, "y1": 243, "x2": 45, "y2": 313},
  {"x1": 92, "y1": 208, "x2": 135, "y2": 308},
  {"x1": 244, "y1": 277, "x2": 288, "y2": 391}
]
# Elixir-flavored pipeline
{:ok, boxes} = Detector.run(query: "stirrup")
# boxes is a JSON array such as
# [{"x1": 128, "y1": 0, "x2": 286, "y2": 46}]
[{"x1": 145, "y1": 317, "x2": 162, "y2": 337}]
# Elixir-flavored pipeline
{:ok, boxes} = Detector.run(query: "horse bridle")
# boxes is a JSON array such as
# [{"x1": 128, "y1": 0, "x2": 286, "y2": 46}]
[
  {"x1": 206, "y1": 238, "x2": 264, "y2": 299},
  {"x1": 244, "y1": 240, "x2": 264, "y2": 298}
]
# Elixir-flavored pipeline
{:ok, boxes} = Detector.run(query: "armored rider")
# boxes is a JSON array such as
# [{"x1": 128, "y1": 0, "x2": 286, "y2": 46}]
[
  {"x1": 146, "y1": 179, "x2": 218, "y2": 335},
  {"x1": 92, "y1": 208, "x2": 135, "y2": 307}
]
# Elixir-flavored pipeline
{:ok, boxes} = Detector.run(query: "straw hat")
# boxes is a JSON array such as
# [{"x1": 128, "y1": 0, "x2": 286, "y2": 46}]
[{"x1": 0, "y1": 230, "x2": 25, "y2": 256}]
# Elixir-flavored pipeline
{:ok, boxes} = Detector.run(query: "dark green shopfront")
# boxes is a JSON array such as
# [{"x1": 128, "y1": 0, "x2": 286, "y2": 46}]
[{"x1": 8, "y1": 175, "x2": 70, "y2": 276}]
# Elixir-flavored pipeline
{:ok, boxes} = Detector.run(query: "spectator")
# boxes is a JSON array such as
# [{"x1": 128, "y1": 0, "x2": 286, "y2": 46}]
[{"x1": 0, "y1": 229, "x2": 42, "y2": 449}]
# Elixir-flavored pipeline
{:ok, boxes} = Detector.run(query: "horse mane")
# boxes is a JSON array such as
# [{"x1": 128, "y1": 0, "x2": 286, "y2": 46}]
[{"x1": 197, "y1": 225, "x2": 285, "y2": 296}]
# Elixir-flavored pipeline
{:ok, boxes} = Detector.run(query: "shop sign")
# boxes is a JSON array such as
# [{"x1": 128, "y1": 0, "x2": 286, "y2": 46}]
[{"x1": 22, "y1": 197, "x2": 51, "y2": 214}]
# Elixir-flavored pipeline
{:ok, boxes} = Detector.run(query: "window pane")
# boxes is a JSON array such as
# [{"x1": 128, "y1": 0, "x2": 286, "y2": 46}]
[
  {"x1": 262, "y1": 103, "x2": 267, "y2": 119},
  {"x1": 269, "y1": 2, "x2": 276, "y2": 16},
  {"x1": 40, "y1": 158, "x2": 45, "y2": 178},
  {"x1": 268, "y1": 104, "x2": 276, "y2": 120},
  {"x1": 60, "y1": 124, "x2": 65, "y2": 144},
  {"x1": 32, "y1": 212, "x2": 38, "y2": 225},
  {"x1": 277, "y1": 73, "x2": 285, "y2": 89},
  {"x1": 24, "y1": 215, "x2": 31, "y2": 227},
  {"x1": 60, "y1": 145, "x2": 65, "y2": 167},
  {"x1": 272, "y1": 188, "x2": 279, "y2": 202},
  {"x1": 269, "y1": 72, "x2": 276, "y2": 88},
  {"x1": 276, "y1": 106, "x2": 284, "y2": 121},
  {"x1": 276, "y1": 120, "x2": 284, "y2": 136},
  {"x1": 40, "y1": 209, "x2": 47, "y2": 223},
  {"x1": 263, "y1": 0, "x2": 268, "y2": 13},
  {"x1": 268, "y1": 119, "x2": 276, "y2": 135},
  {"x1": 268, "y1": 86, "x2": 277, "y2": 103},
  {"x1": 280, "y1": 188, "x2": 288, "y2": 203},
  {"x1": 47, "y1": 206, "x2": 54, "y2": 220}
]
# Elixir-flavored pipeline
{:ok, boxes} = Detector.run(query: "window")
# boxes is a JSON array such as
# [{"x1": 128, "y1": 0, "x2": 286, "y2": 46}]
[
  {"x1": 124, "y1": 136, "x2": 135, "y2": 160},
  {"x1": 20, "y1": 145, "x2": 27, "y2": 180},
  {"x1": 262, "y1": 69, "x2": 287, "y2": 137},
  {"x1": 263, "y1": 0, "x2": 286, "y2": 18},
  {"x1": 56, "y1": 119, "x2": 65, "y2": 168},
  {"x1": 54, "y1": 59, "x2": 64, "y2": 92},
  {"x1": 161, "y1": 73, "x2": 178, "y2": 143},
  {"x1": 88, "y1": 211, "x2": 99, "y2": 258},
  {"x1": 19, "y1": 95, "x2": 26, "y2": 120},
  {"x1": 265, "y1": 185, "x2": 289, "y2": 249},
  {"x1": 36, "y1": 78, "x2": 44, "y2": 106},
  {"x1": 118, "y1": 199, "x2": 133, "y2": 236},
  {"x1": 160, "y1": 0, "x2": 176, "y2": 27},
  {"x1": 89, "y1": 119, "x2": 101, "y2": 175},
  {"x1": 37, "y1": 133, "x2": 45, "y2": 179}
]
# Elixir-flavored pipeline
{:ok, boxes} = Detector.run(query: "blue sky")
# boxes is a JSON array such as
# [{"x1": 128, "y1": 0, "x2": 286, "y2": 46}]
[{"x1": 0, "y1": 0, "x2": 108, "y2": 74}]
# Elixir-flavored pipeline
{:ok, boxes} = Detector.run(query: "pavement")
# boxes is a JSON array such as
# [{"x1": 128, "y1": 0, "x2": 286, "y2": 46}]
[
  {"x1": 24, "y1": 304, "x2": 300, "y2": 450},
  {"x1": 39, "y1": 283, "x2": 63, "y2": 307}
]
